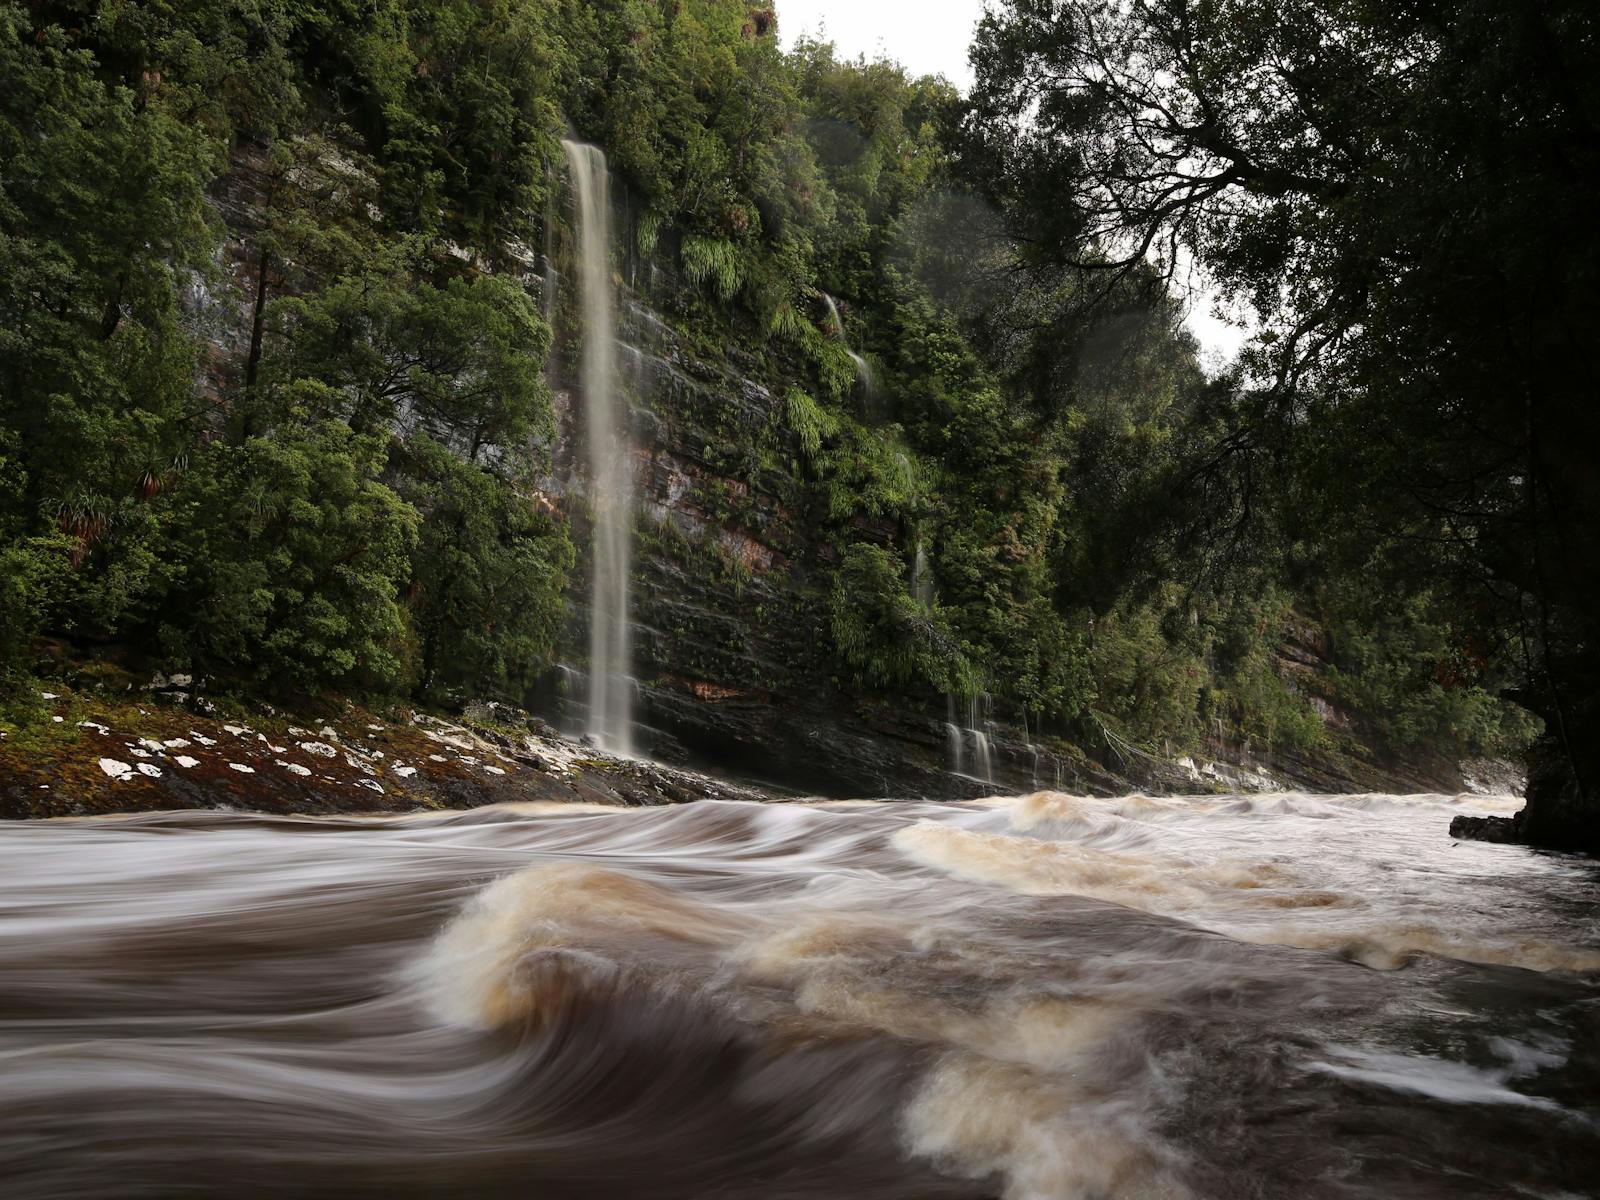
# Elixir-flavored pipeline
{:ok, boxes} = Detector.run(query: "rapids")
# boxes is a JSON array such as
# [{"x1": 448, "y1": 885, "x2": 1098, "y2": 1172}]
[{"x1": 1, "y1": 791, "x2": 1595, "y2": 1198}]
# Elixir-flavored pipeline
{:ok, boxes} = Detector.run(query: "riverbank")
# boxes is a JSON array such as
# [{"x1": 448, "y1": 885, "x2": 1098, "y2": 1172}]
[
  {"x1": 0, "y1": 680, "x2": 770, "y2": 821},
  {"x1": 0, "y1": 670, "x2": 1524, "y2": 821}
]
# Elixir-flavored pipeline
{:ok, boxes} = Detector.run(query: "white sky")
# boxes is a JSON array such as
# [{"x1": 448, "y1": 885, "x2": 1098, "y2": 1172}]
[
  {"x1": 777, "y1": 0, "x2": 984, "y2": 90},
  {"x1": 775, "y1": 0, "x2": 1247, "y2": 363}
]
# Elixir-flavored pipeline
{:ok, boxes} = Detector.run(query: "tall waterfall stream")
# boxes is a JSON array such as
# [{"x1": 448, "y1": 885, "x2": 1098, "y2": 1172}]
[
  {"x1": 2, "y1": 791, "x2": 1596, "y2": 1197},
  {"x1": 562, "y1": 139, "x2": 633, "y2": 756}
]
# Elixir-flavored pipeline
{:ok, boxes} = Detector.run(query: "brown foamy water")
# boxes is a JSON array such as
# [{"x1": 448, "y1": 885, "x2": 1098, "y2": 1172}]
[{"x1": 1, "y1": 792, "x2": 1596, "y2": 1197}]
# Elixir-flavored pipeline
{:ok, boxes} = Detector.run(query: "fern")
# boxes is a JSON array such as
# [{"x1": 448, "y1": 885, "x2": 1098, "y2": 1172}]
[
  {"x1": 681, "y1": 235, "x2": 743, "y2": 301},
  {"x1": 636, "y1": 210, "x2": 663, "y2": 257},
  {"x1": 785, "y1": 389, "x2": 838, "y2": 460}
]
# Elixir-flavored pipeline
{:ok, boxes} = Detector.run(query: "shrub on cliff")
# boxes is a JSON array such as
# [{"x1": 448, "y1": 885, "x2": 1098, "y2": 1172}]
[
  {"x1": 829, "y1": 543, "x2": 970, "y2": 694},
  {"x1": 394, "y1": 436, "x2": 573, "y2": 705},
  {"x1": 150, "y1": 421, "x2": 418, "y2": 695}
]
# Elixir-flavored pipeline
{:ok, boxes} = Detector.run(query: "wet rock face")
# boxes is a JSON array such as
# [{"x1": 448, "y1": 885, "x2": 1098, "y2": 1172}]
[
  {"x1": 539, "y1": 297, "x2": 1090, "y2": 799},
  {"x1": 1449, "y1": 814, "x2": 1521, "y2": 844},
  {"x1": 1449, "y1": 732, "x2": 1598, "y2": 855},
  {"x1": 539, "y1": 291, "x2": 1492, "y2": 801}
]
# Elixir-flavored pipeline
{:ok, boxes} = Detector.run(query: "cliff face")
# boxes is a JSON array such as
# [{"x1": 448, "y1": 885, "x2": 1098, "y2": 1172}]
[
  {"x1": 531, "y1": 278, "x2": 1499, "y2": 801},
  {"x1": 189, "y1": 148, "x2": 1510, "y2": 804},
  {"x1": 534, "y1": 291, "x2": 994, "y2": 798}
]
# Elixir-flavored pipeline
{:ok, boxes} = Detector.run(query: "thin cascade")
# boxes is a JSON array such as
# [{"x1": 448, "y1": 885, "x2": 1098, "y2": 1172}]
[
  {"x1": 968, "y1": 693, "x2": 994, "y2": 784},
  {"x1": 563, "y1": 139, "x2": 633, "y2": 756},
  {"x1": 820, "y1": 292, "x2": 873, "y2": 397},
  {"x1": 945, "y1": 690, "x2": 994, "y2": 784},
  {"x1": 911, "y1": 541, "x2": 934, "y2": 611},
  {"x1": 945, "y1": 698, "x2": 965, "y2": 778}
]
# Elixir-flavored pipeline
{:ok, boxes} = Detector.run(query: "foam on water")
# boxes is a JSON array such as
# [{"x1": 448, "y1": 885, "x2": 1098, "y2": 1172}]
[{"x1": 0, "y1": 791, "x2": 1595, "y2": 1198}]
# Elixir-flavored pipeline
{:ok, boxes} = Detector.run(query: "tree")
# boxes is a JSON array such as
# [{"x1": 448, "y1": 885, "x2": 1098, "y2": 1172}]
[
  {"x1": 829, "y1": 542, "x2": 970, "y2": 693},
  {"x1": 151, "y1": 420, "x2": 419, "y2": 695},
  {"x1": 393, "y1": 435, "x2": 573, "y2": 703},
  {"x1": 969, "y1": 0, "x2": 1600, "y2": 847},
  {"x1": 262, "y1": 268, "x2": 550, "y2": 455}
]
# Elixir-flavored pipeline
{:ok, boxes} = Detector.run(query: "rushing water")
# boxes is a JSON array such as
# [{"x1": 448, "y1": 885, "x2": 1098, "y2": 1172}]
[
  {"x1": 1, "y1": 791, "x2": 1596, "y2": 1198},
  {"x1": 563, "y1": 139, "x2": 633, "y2": 755}
]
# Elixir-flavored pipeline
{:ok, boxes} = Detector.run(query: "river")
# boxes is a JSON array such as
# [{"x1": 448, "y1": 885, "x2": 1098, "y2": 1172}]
[{"x1": 1, "y1": 791, "x2": 1595, "y2": 1197}]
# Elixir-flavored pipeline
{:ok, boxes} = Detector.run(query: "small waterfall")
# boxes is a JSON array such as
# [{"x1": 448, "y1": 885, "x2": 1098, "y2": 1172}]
[
  {"x1": 945, "y1": 692, "x2": 994, "y2": 784},
  {"x1": 969, "y1": 692, "x2": 994, "y2": 785},
  {"x1": 820, "y1": 293, "x2": 873, "y2": 397},
  {"x1": 911, "y1": 541, "x2": 934, "y2": 610},
  {"x1": 563, "y1": 139, "x2": 633, "y2": 756}
]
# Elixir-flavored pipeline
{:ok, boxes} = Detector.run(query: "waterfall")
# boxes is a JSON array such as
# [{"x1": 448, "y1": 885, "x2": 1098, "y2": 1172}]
[
  {"x1": 946, "y1": 691, "x2": 994, "y2": 784},
  {"x1": 820, "y1": 293, "x2": 873, "y2": 397},
  {"x1": 968, "y1": 692, "x2": 994, "y2": 784},
  {"x1": 911, "y1": 541, "x2": 933, "y2": 610},
  {"x1": 563, "y1": 140, "x2": 633, "y2": 756}
]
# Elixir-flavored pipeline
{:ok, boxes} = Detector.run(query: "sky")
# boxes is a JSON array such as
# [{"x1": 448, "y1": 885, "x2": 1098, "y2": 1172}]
[
  {"x1": 777, "y1": 0, "x2": 984, "y2": 91},
  {"x1": 775, "y1": 0, "x2": 1249, "y2": 363}
]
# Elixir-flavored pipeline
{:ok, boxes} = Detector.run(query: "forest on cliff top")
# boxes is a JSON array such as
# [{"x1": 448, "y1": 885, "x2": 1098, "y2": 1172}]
[{"x1": 3, "y1": 0, "x2": 1593, "y2": 810}]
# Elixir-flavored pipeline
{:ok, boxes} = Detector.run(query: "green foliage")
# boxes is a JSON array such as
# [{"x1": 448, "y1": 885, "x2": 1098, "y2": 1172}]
[
  {"x1": 264, "y1": 268, "x2": 549, "y2": 446},
  {"x1": 0, "y1": 432, "x2": 69, "y2": 667},
  {"x1": 681, "y1": 235, "x2": 744, "y2": 301},
  {"x1": 971, "y1": 0, "x2": 1582, "y2": 774},
  {"x1": 1205, "y1": 593, "x2": 1325, "y2": 755},
  {"x1": 153, "y1": 421, "x2": 418, "y2": 693},
  {"x1": 0, "y1": 0, "x2": 1531, "y2": 780},
  {"x1": 1320, "y1": 585, "x2": 1539, "y2": 758},
  {"x1": 1088, "y1": 598, "x2": 1205, "y2": 748},
  {"x1": 785, "y1": 389, "x2": 837, "y2": 460},
  {"x1": 829, "y1": 543, "x2": 970, "y2": 693},
  {"x1": 0, "y1": 539, "x2": 72, "y2": 669},
  {"x1": 393, "y1": 437, "x2": 573, "y2": 703},
  {"x1": 818, "y1": 426, "x2": 921, "y2": 523}
]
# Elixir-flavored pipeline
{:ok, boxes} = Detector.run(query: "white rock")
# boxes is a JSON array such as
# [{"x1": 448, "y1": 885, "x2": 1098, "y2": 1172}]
[
  {"x1": 481, "y1": 765, "x2": 506, "y2": 776},
  {"x1": 428, "y1": 754, "x2": 448, "y2": 762},
  {"x1": 223, "y1": 725, "x2": 250, "y2": 737},
  {"x1": 162, "y1": 738, "x2": 190, "y2": 749},
  {"x1": 51, "y1": 716, "x2": 63, "y2": 723},
  {"x1": 77, "y1": 721, "x2": 110, "y2": 734},
  {"x1": 275, "y1": 760, "x2": 312, "y2": 777},
  {"x1": 129, "y1": 747, "x2": 151, "y2": 758},
  {"x1": 169, "y1": 674, "x2": 193, "y2": 687},
  {"x1": 228, "y1": 763, "x2": 255, "y2": 774},
  {"x1": 189, "y1": 732, "x2": 218, "y2": 747},
  {"x1": 137, "y1": 763, "x2": 162, "y2": 778},
  {"x1": 40, "y1": 691, "x2": 59, "y2": 700},
  {"x1": 98, "y1": 759, "x2": 134, "y2": 779},
  {"x1": 393, "y1": 765, "x2": 417, "y2": 778},
  {"x1": 300, "y1": 741, "x2": 337, "y2": 758},
  {"x1": 358, "y1": 778, "x2": 384, "y2": 794},
  {"x1": 174, "y1": 756, "x2": 200, "y2": 768}
]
